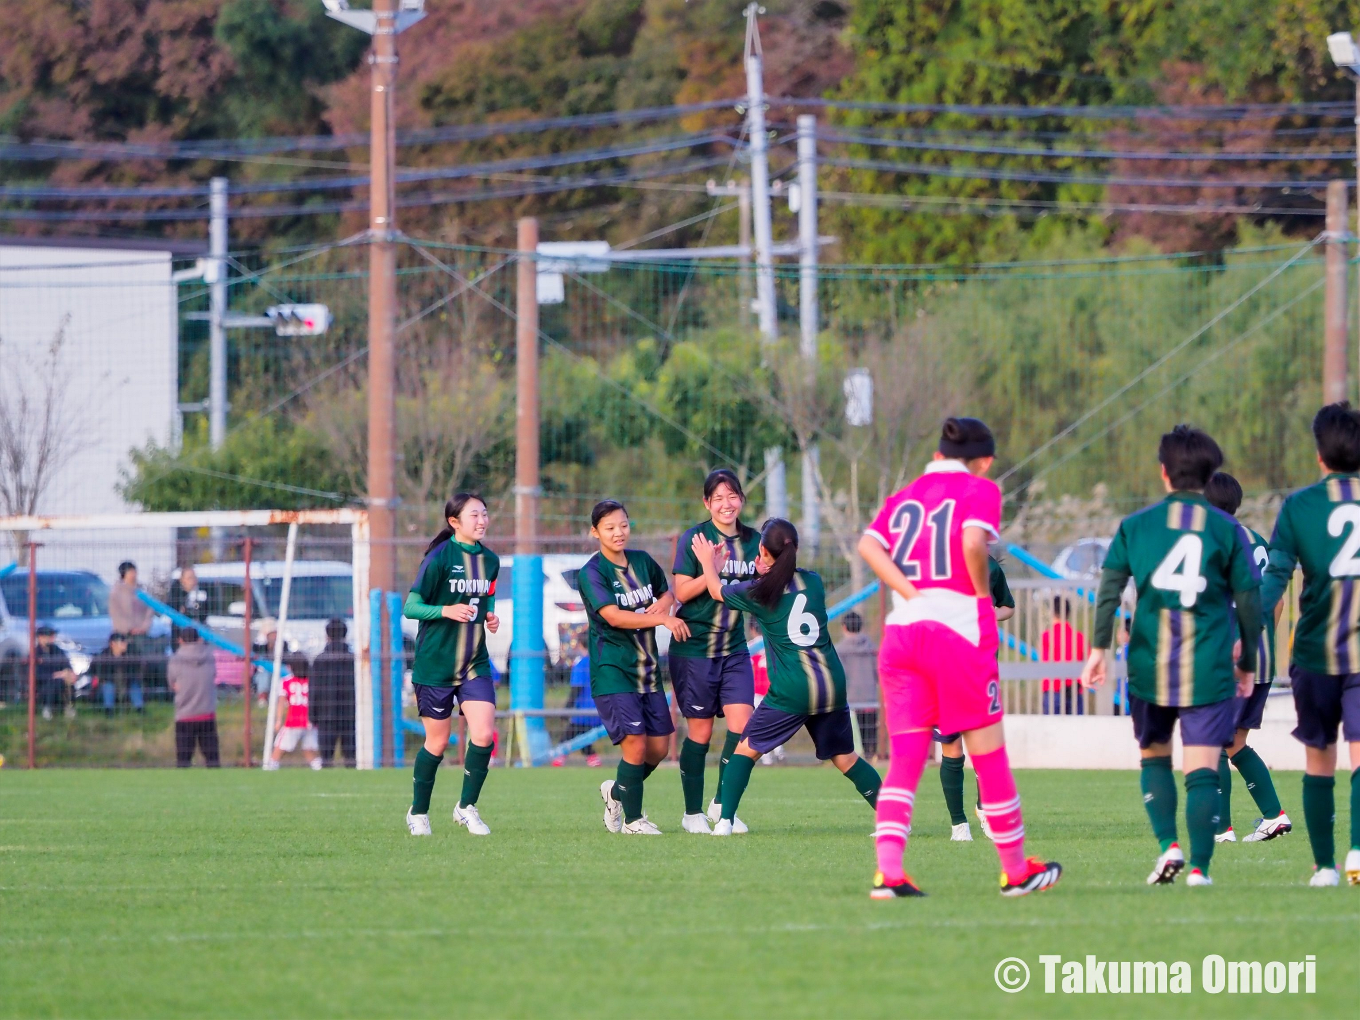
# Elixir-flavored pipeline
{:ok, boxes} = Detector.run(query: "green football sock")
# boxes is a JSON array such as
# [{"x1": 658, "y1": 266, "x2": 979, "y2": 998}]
[
  {"x1": 1302, "y1": 773, "x2": 1336, "y2": 870},
  {"x1": 721, "y1": 753, "x2": 756, "y2": 821},
  {"x1": 716, "y1": 728, "x2": 742, "y2": 802},
  {"x1": 1230, "y1": 745, "x2": 1282, "y2": 820},
  {"x1": 844, "y1": 757, "x2": 882, "y2": 808},
  {"x1": 458, "y1": 741, "x2": 493, "y2": 808},
  {"x1": 1352, "y1": 768, "x2": 1360, "y2": 852},
  {"x1": 642, "y1": 760, "x2": 659, "y2": 780},
  {"x1": 411, "y1": 747, "x2": 443, "y2": 815},
  {"x1": 940, "y1": 754, "x2": 967, "y2": 826},
  {"x1": 679, "y1": 738, "x2": 709, "y2": 815},
  {"x1": 1140, "y1": 755, "x2": 1178, "y2": 852},
  {"x1": 1216, "y1": 750, "x2": 1233, "y2": 834},
  {"x1": 1184, "y1": 767, "x2": 1220, "y2": 874},
  {"x1": 613, "y1": 760, "x2": 648, "y2": 823}
]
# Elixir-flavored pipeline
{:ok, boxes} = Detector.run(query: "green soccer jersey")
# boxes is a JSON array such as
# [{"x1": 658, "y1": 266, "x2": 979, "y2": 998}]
[
  {"x1": 1246, "y1": 527, "x2": 1275, "y2": 683},
  {"x1": 1095, "y1": 492, "x2": 1260, "y2": 707},
  {"x1": 723, "y1": 569, "x2": 847, "y2": 716},
  {"x1": 1261, "y1": 473, "x2": 1360, "y2": 675},
  {"x1": 989, "y1": 556, "x2": 1015, "y2": 610},
  {"x1": 669, "y1": 519, "x2": 762, "y2": 659},
  {"x1": 577, "y1": 549, "x2": 671, "y2": 696},
  {"x1": 406, "y1": 538, "x2": 499, "y2": 687}
]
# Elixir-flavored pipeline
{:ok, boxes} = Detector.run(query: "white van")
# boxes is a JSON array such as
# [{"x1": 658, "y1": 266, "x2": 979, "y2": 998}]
[{"x1": 184, "y1": 555, "x2": 590, "y2": 670}]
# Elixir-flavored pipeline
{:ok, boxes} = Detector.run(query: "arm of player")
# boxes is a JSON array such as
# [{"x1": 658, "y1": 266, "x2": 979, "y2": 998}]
[
  {"x1": 1082, "y1": 566, "x2": 1130, "y2": 689},
  {"x1": 1232, "y1": 586, "x2": 1261, "y2": 696},
  {"x1": 856, "y1": 534, "x2": 921, "y2": 603},
  {"x1": 996, "y1": 605, "x2": 1015, "y2": 623},
  {"x1": 598, "y1": 603, "x2": 690, "y2": 641},
  {"x1": 1259, "y1": 508, "x2": 1297, "y2": 620},
  {"x1": 691, "y1": 534, "x2": 729, "y2": 604},
  {"x1": 671, "y1": 574, "x2": 709, "y2": 603},
  {"x1": 961, "y1": 527, "x2": 990, "y2": 599},
  {"x1": 644, "y1": 590, "x2": 678, "y2": 616},
  {"x1": 403, "y1": 591, "x2": 443, "y2": 622}
]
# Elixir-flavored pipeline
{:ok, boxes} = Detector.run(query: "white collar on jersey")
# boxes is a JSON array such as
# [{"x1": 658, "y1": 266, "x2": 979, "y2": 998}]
[{"x1": 922, "y1": 459, "x2": 971, "y2": 475}]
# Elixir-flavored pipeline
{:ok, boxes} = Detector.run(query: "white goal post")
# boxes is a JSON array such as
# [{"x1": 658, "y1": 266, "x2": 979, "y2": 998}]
[{"x1": 0, "y1": 509, "x2": 376, "y2": 768}]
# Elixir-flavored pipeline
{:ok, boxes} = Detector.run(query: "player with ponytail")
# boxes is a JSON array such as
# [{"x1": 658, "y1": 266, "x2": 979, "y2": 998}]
[
  {"x1": 403, "y1": 493, "x2": 501, "y2": 837},
  {"x1": 690, "y1": 518, "x2": 882, "y2": 834}
]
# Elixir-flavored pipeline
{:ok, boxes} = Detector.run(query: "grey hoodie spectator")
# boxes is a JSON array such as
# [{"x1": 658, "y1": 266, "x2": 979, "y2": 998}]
[
  {"x1": 309, "y1": 618, "x2": 356, "y2": 767},
  {"x1": 168, "y1": 629, "x2": 218, "y2": 767},
  {"x1": 108, "y1": 562, "x2": 154, "y2": 637}
]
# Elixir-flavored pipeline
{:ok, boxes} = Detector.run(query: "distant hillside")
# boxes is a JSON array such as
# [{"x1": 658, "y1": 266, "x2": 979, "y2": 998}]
[{"x1": 1, "y1": 0, "x2": 1356, "y2": 262}]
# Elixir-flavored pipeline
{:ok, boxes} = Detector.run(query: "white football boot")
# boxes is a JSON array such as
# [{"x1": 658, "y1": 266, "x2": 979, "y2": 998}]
[
  {"x1": 1147, "y1": 844, "x2": 1185, "y2": 885},
  {"x1": 600, "y1": 780, "x2": 623, "y2": 833},
  {"x1": 681, "y1": 813, "x2": 712, "y2": 834},
  {"x1": 406, "y1": 808, "x2": 432, "y2": 836},
  {"x1": 950, "y1": 822, "x2": 974, "y2": 842},
  {"x1": 453, "y1": 802, "x2": 491, "y2": 836}
]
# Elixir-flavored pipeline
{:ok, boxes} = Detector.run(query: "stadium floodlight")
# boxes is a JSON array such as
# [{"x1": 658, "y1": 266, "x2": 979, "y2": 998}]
[
  {"x1": 266, "y1": 303, "x2": 332, "y2": 336},
  {"x1": 1328, "y1": 31, "x2": 1360, "y2": 71}
]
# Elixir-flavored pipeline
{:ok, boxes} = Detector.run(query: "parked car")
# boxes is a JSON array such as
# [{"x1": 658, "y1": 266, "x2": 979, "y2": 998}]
[
  {"x1": 0, "y1": 569, "x2": 172, "y2": 699},
  {"x1": 1049, "y1": 538, "x2": 1112, "y2": 580}
]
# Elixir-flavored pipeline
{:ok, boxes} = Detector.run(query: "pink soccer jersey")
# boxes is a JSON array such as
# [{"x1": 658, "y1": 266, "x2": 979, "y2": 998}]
[{"x1": 864, "y1": 460, "x2": 1002, "y2": 603}]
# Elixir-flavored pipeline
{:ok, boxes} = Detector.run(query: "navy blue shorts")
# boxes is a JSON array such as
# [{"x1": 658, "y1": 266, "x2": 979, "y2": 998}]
[
  {"x1": 933, "y1": 728, "x2": 962, "y2": 744},
  {"x1": 1289, "y1": 665, "x2": 1360, "y2": 749},
  {"x1": 668, "y1": 652, "x2": 755, "y2": 719},
  {"x1": 745, "y1": 702, "x2": 855, "y2": 760},
  {"x1": 1233, "y1": 683, "x2": 1272, "y2": 732},
  {"x1": 594, "y1": 691, "x2": 675, "y2": 745},
  {"x1": 1130, "y1": 693, "x2": 1236, "y2": 749},
  {"x1": 414, "y1": 678, "x2": 496, "y2": 721}
]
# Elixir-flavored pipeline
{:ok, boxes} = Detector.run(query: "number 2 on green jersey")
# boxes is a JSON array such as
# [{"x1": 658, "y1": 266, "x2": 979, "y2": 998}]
[
  {"x1": 1327, "y1": 504, "x2": 1360, "y2": 577},
  {"x1": 1151, "y1": 534, "x2": 1207, "y2": 608}
]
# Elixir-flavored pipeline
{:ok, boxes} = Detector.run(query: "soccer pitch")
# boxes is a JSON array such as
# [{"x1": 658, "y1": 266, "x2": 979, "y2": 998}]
[{"x1": 1, "y1": 768, "x2": 1354, "y2": 1019}]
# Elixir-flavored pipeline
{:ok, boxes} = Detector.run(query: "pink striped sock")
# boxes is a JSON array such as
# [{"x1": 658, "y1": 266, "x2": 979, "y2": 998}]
[
  {"x1": 973, "y1": 745, "x2": 1028, "y2": 883},
  {"x1": 875, "y1": 730, "x2": 932, "y2": 881}
]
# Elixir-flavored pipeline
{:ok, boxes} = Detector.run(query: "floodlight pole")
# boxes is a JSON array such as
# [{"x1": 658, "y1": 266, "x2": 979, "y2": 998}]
[{"x1": 744, "y1": 4, "x2": 787, "y2": 520}]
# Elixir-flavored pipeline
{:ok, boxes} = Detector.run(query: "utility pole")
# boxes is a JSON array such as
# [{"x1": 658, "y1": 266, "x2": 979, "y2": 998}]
[
  {"x1": 744, "y1": 4, "x2": 786, "y2": 521},
  {"x1": 1325, "y1": 180, "x2": 1350, "y2": 404},
  {"x1": 797, "y1": 115, "x2": 820, "y2": 550},
  {"x1": 705, "y1": 178, "x2": 753, "y2": 327},
  {"x1": 327, "y1": 0, "x2": 427, "y2": 767},
  {"x1": 208, "y1": 177, "x2": 228, "y2": 451}
]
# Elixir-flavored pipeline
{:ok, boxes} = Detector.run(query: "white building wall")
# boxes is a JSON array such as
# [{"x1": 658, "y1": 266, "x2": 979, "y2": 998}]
[{"x1": 0, "y1": 243, "x2": 178, "y2": 581}]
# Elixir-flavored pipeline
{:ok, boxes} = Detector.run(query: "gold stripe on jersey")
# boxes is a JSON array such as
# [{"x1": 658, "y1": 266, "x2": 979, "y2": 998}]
[
  {"x1": 1326, "y1": 477, "x2": 1360, "y2": 502},
  {"x1": 623, "y1": 560, "x2": 655, "y2": 690},
  {"x1": 1189, "y1": 504, "x2": 1206, "y2": 532},
  {"x1": 1154, "y1": 609, "x2": 1196, "y2": 707},
  {"x1": 1324, "y1": 579, "x2": 1360, "y2": 675},
  {"x1": 1164, "y1": 502, "x2": 1206, "y2": 532}
]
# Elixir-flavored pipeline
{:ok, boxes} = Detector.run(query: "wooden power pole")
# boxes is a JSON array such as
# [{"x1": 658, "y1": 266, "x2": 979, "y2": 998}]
[{"x1": 1325, "y1": 180, "x2": 1350, "y2": 405}]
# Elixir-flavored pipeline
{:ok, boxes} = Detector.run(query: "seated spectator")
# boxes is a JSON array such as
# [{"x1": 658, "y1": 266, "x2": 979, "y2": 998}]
[
  {"x1": 310, "y1": 618, "x2": 356, "y2": 768},
  {"x1": 836, "y1": 611, "x2": 880, "y2": 758},
  {"x1": 34, "y1": 625, "x2": 76, "y2": 720},
  {"x1": 169, "y1": 628, "x2": 219, "y2": 767},
  {"x1": 91, "y1": 632, "x2": 143, "y2": 716},
  {"x1": 167, "y1": 566, "x2": 209, "y2": 648}
]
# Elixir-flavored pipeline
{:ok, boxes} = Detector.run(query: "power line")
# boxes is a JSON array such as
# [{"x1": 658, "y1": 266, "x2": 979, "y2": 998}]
[
  {"x1": 778, "y1": 97, "x2": 1355, "y2": 120},
  {"x1": 824, "y1": 155, "x2": 1345, "y2": 190}
]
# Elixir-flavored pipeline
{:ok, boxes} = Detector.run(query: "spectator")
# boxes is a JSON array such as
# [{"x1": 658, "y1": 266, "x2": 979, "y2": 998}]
[
  {"x1": 554, "y1": 640, "x2": 601, "y2": 767},
  {"x1": 169, "y1": 628, "x2": 219, "y2": 767},
  {"x1": 836, "y1": 611, "x2": 880, "y2": 758},
  {"x1": 1042, "y1": 596, "x2": 1087, "y2": 715},
  {"x1": 109, "y1": 561, "x2": 154, "y2": 690},
  {"x1": 310, "y1": 618, "x2": 356, "y2": 768},
  {"x1": 33, "y1": 625, "x2": 76, "y2": 720},
  {"x1": 91, "y1": 632, "x2": 142, "y2": 716},
  {"x1": 167, "y1": 566, "x2": 208, "y2": 648}
]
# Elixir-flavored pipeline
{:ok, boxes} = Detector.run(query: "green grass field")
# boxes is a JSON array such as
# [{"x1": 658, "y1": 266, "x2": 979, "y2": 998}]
[{"x1": 1, "y1": 766, "x2": 1355, "y2": 1019}]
